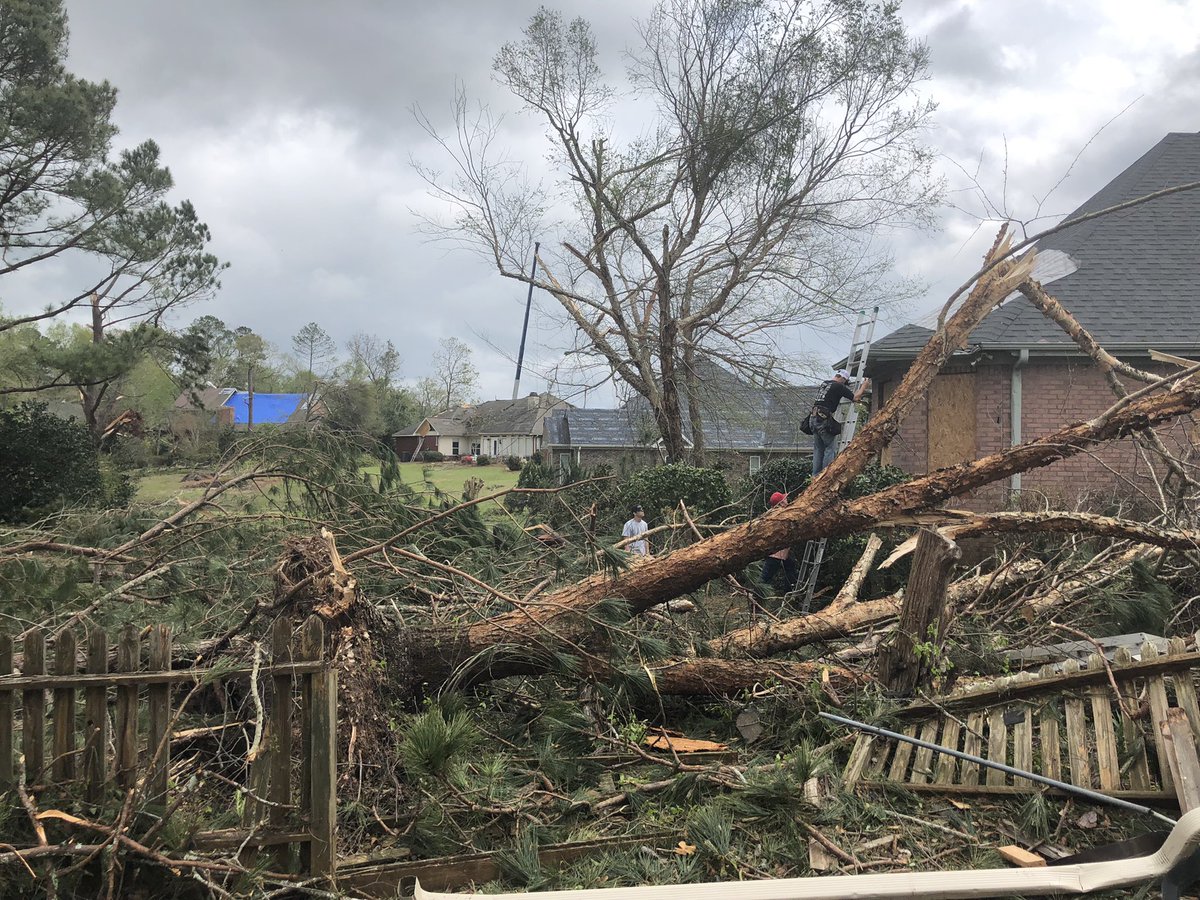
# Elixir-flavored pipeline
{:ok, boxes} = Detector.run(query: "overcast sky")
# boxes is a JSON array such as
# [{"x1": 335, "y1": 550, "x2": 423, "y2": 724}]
[{"x1": 18, "y1": 0, "x2": 1200, "y2": 403}]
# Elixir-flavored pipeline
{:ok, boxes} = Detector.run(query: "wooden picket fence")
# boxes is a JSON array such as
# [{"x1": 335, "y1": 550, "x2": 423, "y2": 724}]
[
  {"x1": 0, "y1": 616, "x2": 337, "y2": 878},
  {"x1": 844, "y1": 635, "x2": 1200, "y2": 804}
]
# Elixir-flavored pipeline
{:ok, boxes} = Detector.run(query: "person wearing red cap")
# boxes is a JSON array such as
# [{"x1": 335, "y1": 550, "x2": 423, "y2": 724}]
[{"x1": 760, "y1": 491, "x2": 797, "y2": 595}]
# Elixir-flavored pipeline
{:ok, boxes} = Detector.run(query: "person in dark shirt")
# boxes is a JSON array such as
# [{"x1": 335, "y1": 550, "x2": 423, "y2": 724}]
[{"x1": 809, "y1": 368, "x2": 869, "y2": 475}]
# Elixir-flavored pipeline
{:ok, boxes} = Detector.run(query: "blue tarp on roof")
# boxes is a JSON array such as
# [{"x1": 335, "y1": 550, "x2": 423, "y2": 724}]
[{"x1": 223, "y1": 392, "x2": 309, "y2": 425}]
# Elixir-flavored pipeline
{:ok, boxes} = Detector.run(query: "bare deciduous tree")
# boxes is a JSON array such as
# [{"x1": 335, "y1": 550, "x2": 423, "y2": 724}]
[
  {"x1": 431, "y1": 336, "x2": 479, "y2": 411},
  {"x1": 346, "y1": 332, "x2": 401, "y2": 389},
  {"x1": 417, "y1": 0, "x2": 938, "y2": 460}
]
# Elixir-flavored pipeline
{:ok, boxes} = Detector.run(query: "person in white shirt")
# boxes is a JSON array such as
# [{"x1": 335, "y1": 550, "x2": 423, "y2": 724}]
[{"x1": 622, "y1": 504, "x2": 650, "y2": 556}]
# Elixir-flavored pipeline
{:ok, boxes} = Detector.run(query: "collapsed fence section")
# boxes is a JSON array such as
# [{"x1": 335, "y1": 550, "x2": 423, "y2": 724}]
[
  {"x1": 0, "y1": 616, "x2": 338, "y2": 879},
  {"x1": 845, "y1": 635, "x2": 1200, "y2": 804}
]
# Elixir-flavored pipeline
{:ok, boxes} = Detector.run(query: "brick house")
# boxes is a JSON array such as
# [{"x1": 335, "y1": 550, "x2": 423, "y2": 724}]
[
  {"x1": 865, "y1": 132, "x2": 1200, "y2": 510},
  {"x1": 542, "y1": 364, "x2": 818, "y2": 479}
]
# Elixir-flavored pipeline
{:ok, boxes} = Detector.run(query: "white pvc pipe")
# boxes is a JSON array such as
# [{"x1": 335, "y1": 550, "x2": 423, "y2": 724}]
[{"x1": 416, "y1": 808, "x2": 1200, "y2": 899}]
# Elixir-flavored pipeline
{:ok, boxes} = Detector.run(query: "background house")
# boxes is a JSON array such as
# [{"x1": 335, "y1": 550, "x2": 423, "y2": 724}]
[
  {"x1": 543, "y1": 364, "x2": 818, "y2": 478},
  {"x1": 863, "y1": 131, "x2": 1200, "y2": 510},
  {"x1": 393, "y1": 392, "x2": 569, "y2": 460},
  {"x1": 172, "y1": 386, "x2": 325, "y2": 432}
]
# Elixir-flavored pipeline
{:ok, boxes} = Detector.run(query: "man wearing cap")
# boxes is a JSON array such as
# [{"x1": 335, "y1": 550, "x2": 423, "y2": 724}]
[
  {"x1": 809, "y1": 368, "x2": 870, "y2": 476},
  {"x1": 622, "y1": 504, "x2": 650, "y2": 556},
  {"x1": 760, "y1": 491, "x2": 798, "y2": 593}
]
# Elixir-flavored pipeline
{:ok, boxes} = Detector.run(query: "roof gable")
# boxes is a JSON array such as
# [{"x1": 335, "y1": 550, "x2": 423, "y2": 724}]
[{"x1": 873, "y1": 132, "x2": 1200, "y2": 358}]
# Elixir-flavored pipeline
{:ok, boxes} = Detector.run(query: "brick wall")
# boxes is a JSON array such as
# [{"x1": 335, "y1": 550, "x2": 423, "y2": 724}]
[
  {"x1": 874, "y1": 361, "x2": 927, "y2": 475},
  {"x1": 877, "y1": 357, "x2": 1199, "y2": 511}
]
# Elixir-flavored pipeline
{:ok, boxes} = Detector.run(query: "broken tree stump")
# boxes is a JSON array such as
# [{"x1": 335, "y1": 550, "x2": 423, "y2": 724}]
[{"x1": 877, "y1": 528, "x2": 961, "y2": 696}]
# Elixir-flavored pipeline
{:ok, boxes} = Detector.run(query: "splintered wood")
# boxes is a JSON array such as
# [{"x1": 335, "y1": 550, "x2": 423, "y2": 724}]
[{"x1": 845, "y1": 635, "x2": 1200, "y2": 807}]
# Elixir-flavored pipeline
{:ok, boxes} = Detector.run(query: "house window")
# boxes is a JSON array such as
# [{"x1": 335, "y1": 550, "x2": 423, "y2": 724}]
[
  {"x1": 471, "y1": 442, "x2": 481, "y2": 456},
  {"x1": 451, "y1": 441, "x2": 459, "y2": 456},
  {"x1": 749, "y1": 455, "x2": 762, "y2": 475},
  {"x1": 493, "y1": 439, "x2": 500, "y2": 456}
]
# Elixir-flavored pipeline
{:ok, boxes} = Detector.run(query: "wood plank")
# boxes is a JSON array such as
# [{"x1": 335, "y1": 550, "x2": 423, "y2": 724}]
[
  {"x1": 1011, "y1": 709, "x2": 1033, "y2": 788},
  {"x1": 146, "y1": 625, "x2": 171, "y2": 807},
  {"x1": 303, "y1": 617, "x2": 336, "y2": 878},
  {"x1": 887, "y1": 723, "x2": 918, "y2": 782},
  {"x1": 51, "y1": 628, "x2": 77, "y2": 782},
  {"x1": 22, "y1": 628, "x2": 46, "y2": 785},
  {"x1": 909, "y1": 718, "x2": 941, "y2": 784},
  {"x1": 1143, "y1": 641, "x2": 1174, "y2": 793},
  {"x1": 269, "y1": 618, "x2": 295, "y2": 872},
  {"x1": 297, "y1": 619, "x2": 315, "y2": 874},
  {"x1": 934, "y1": 717, "x2": 962, "y2": 784},
  {"x1": 1087, "y1": 652, "x2": 1121, "y2": 792},
  {"x1": 863, "y1": 736, "x2": 891, "y2": 779},
  {"x1": 986, "y1": 707, "x2": 1008, "y2": 787},
  {"x1": 1037, "y1": 665, "x2": 1062, "y2": 783},
  {"x1": 1161, "y1": 708, "x2": 1200, "y2": 812},
  {"x1": 115, "y1": 625, "x2": 139, "y2": 790},
  {"x1": 1062, "y1": 661, "x2": 1092, "y2": 788},
  {"x1": 191, "y1": 828, "x2": 311, "y2": 852},
  {"x1": 0, "y1": 633, "x2": 12, "y2": 787},
  {"x1": 854, "y1": 780, "x2": 1169, "y2": 802},
  {"x1": 997, "y1": 845, "x2": 1046, "y2": 868},
  {"x1": 338, "y1": 832, "x2": 675, "y2": 896},
  {"x1": 897, "y1": 648, "x2": 1200, "y2": 719},
  {"x1": 0, "y1": 661, "x2": 322, "y2": 690},
  {"x1": 959, "y1": 711, "x2": 986, "y2": 785},
  {"x1": 843, "y1": 735, "x2": 876, "y2": 784},
  {"x1": 1168, "y1": 637, "x2": 1200, "y2": 738},
  {"x1": 1114, "y1": 647, "x2": 1151, "y2": 791},
  {"x1": 84, "y1": 629, "x2": 108, "y2": 803}
]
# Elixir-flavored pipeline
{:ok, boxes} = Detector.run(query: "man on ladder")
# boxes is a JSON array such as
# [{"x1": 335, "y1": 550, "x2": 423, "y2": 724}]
[
  {"x1": 795, "y1": 308, "x2": 877, "y2": 611},
  {"x1": 808, "y1": 368, "x2": 870, "y2": 476}
]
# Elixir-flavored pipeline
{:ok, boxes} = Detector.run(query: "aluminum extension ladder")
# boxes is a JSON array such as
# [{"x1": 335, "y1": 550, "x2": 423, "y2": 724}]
[{"x1": 796, "y1": 307, "x2": 878, "y2": 612}]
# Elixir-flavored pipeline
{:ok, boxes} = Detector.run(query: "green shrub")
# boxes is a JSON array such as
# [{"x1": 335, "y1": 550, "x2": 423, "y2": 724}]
[
  {"x1": 0, "y1": 402, "x2": 104, "y2": 522},
  {"x1": 740, "y1": 457, "x2": 812, "y2": 515},
  {"x1": 505, "y1": 455, "x2": 522, "y2": 471},
  {"x1": 622, "y1": 463, "x2": 731, "y2": 521},
  {"x1": 419, "y1": 450, "x2": 444, "y2": 462},
  {"x1": 475, "y1": 454, "x2": 491, "y2": 466},
  {"x1": 507, "y1": 458, "x2": 621, "y2": 529}
]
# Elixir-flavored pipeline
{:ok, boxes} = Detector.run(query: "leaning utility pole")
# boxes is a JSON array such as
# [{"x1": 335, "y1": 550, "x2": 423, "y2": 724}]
[{"x1": 511, "y1": 242, "x2": 539, "y2": 401}]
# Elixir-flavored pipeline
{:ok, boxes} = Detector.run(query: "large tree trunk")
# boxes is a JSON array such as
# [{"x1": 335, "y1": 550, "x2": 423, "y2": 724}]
[{"x1": 392, "y1": 379, "x2": 1200, "y2": 689}]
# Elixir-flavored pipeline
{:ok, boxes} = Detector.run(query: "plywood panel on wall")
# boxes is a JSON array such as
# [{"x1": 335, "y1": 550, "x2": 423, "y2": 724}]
[{"x1": 927, "y1": 373, "x2": 976, "y2": 471}]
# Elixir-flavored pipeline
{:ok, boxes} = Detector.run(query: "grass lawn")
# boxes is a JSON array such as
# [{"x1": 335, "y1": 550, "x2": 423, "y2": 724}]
[
  {"x1": 135, "y1": 461, "x2": 521, "y2": 513},
  {"x1": 134, "y1": 469, "x2": 278, "y2": 511},
  {"x1": 135, "y1": 471, "x2": 212, "y2": 505},
  {"x1": 372, "y1": 461, "x2": 521, "y2": 506}
]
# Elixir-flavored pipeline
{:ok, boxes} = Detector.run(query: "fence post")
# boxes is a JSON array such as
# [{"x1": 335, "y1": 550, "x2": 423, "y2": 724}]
[
  {"x1": 301, "y1": 617, "x2": 336, "y2": 880},
  {"x1": 270, "y1": 618, "x2": 294, "y2": 871},
  {"x1": 52, "y1": 628, "x2": 77, "y2": 782},
  {"x1": 116, "y1": 625, "x2": 140, "y2": 790},
  {"x1": 147, "y1": 625, "x2": 172, "y2": 807},
  {"x1": 85, "y1": 628, "x2": 108, "y2": 803},
  {"x1": 0, "y1": 633, "x2": 12, "y2": 788},
  {"x1": 22, "y1": 628, "x2": 45, "y2": 786}
]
